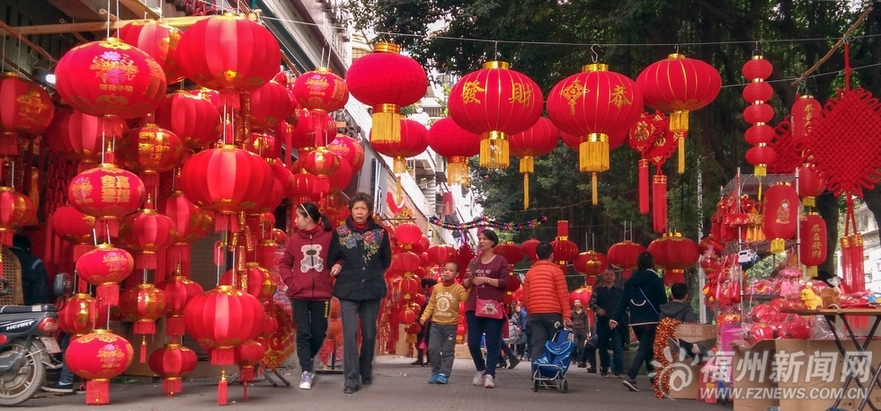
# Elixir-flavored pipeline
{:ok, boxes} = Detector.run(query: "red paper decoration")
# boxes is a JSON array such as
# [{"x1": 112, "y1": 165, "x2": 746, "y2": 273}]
[
  {"x1": 570, "y1": 286, "x2": 593, "y2": 308},
  {"x1": 0, "y1": 73, "x2": 54, "y2": 156},
  {"x1": 508, "y1": 117, "x2": 559, "y2": 208},
  {"x1": 797, "y1": 165, "x2": 826, "y2": 209},
  {"x1": 300, "y1": 146, "x2": 340, "y2": 199},
  {"x1": 219, "y1": 263, "x2": 278, "y2": 303},
  {"x1": 45, "y1": 106, "x2": 105, "y2": 168},
  {"x1": 761, "y1": 183, "x2": 800, "y2": 254},
  {"x1": 791, "y1": 95, "x2": 821, "y2": 141},
  {"x1": 66, "y1": 329, "x2": 134, "y2": 405},
  {"x1": 149, "y1": 343, "x2": 197, "y2": 396},
  {"x1": 427, "y1": 117, "x2": 480, "y2": 186},
  {"x1": 118, "y1": 198, "x2": 177, "y2": 270},
  {"x1": 799, "y1": 213, "x2": 827, "y2": 278},
  {"x1": 159, "y1": 189, "x2": 213, "y2": 273},
  {"x1": 742, "y1": 54, "x2": 776, "y2": 177},
  {"x1": 448, "y1": 61, "x2": 543, "y2": 169},
  {"x1": 116, "y1": 20, "x2": 185, "y2": 83},
  {"x1": 426, "y1": 244, "x2": 457, "y2": 266},
  {"x1": 607, "y1": 240, "x2": 645, "y2": 279}
]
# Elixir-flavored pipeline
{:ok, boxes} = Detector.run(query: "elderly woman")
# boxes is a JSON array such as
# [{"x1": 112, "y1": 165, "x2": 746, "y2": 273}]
[{"x1": 328, "y1": 193, "x2": 392, "y2": 395}]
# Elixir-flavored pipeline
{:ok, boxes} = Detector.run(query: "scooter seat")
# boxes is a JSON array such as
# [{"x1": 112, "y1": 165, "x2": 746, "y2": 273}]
[{"x1": 0, "y1": 305, "x2": 56, "y2": 314}]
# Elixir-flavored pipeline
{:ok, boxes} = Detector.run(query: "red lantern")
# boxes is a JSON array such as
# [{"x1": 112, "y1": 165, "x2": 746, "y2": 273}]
[
  {"x1": 179, "y1": 145, "x2": 274, "y2": 232},
  {"x1": 448, "y1": 61, "x2": 543, "y2": 169},
  {"x1": 551, "y1": 221, "x2": 579, "y2": 267},
  {"x1": 346, "y1": 43, "x2": 427, "y2": 144},
  {"x1": 800, "y1": 213, "x2": 827, "y2": 278},
  {"x1": 235, "y1": 339, "x2": 266, "y2": 392},
  {"x1": 395, "y1": 223, "x2": 423, "y2": 248},
  {"x1": 607, "y1": 240, "x2": 645, "y2": 279},
  {"x1": 116, "y1": 20, "x2": 185, "y2": 83},
  {"x1": 119, "y1": 283, "x2": 166, "y2": 362},
  {"x1": 0, "y1": 188, "x2": 34, "y2": 247},
  {"x1": 118, "y1": 200, "x2": 177, "y2": 270},
  {"x1": 791, "y1": 95, "x2": 821, "y2": 141},
  {"x1": 574, "y1": 250, "x2": 609, "y2": 277},
  {"x1": 248, "y1": 80, "x2": 293, "y2": 130},
  {"x1": 762, "y1": 183, "x2": 800, "y2": 254},
  {"x1": 428, "y1": 118, "x2": 480, "y2": 187},
  {"x1": 328, "y1": 134, "x2": 365, "y2": 171},
  {"x1": 220, "y1": 263, "x2": 278, "y2": 303},
  {"x1": 176, "y1": 14, "x2": 280, "y2": 92},
  {"x1": 67, "y1": 164, "x2": 146, "y2": 238},
  {"x1": 327, "y1": 159, "x2": 353, "y2": 195},
  {"x1": 0, "y1": 73, "x2": 54, "y2": 156},
  {"x1": 66, "y1": 330, "x2": 134, "y2": 405},
  {"x1": 509, "y1": 117, "x2": 559, "y2": 208},
  {"x1": 398, "y1": 304, "x2": 419, "y2": 324},
  {"x1": 521, "y1": 238, "x2": 541, "y2": 262},
  {"x1": 371, "y1": 119, "x2": 429, "y2": 174},
  {"x1": 155, "y1": 275, "x2": 203, "y2": 337},
  {"x1": 51, "y1": 206, "x2": 95, "y2": 261},
  {"x1": 300, "y1": 146, "x2": 340, "y2": 198},
  {"x1": 648, "y1": 232, "x2": 699, "y2": 286},
  {"x1": 289, "y1": 169, "x2": 319, "y2": 205},
  {"x1": 742, "y1": 55, "x2": 776, "y2": 177},
  {"x1": 55, "y1": 37, "x2": 167, "y2": 118},
  {"x1": 159, "y1": 189, "x2": 213, "y2": 271},
  {"x1": 155, "y1": 90, "x2": 220, "y2": 150},
  {"x1": 293, "y1": 67, "x2": 348, "y2": 113},
  {"x1": 149, "y1": 343, "x2": 197, "y2": 396},
  {"x1": 45, "y1": 106, "x2": 104, "y2": 169},
  {"x1": 117, "y1": 123, "x2": 184, "y2": 192},
  {"x1": 798, "y1": 165, "x2": 826, "y2": 209},
  {"x1": 58, "y1": 293, "x2": 98, "y2": 336},
  {"x1": 183, "y1": 285, "x2": 265, "y2": 365},
  {"x1": 75, "y1": 244, "x2": 134, "y2": 306},
  {"x1": 493, "y1": 241, "x2": 524, "y2": 265},
  {"x1": 570, "y1": 286, "x2": 593, "y2": 308},
  {"x1": 637, "y1": 54, "x2": 722, "y2": 173},
  {"x1": 426, "y1": 244, "x2": 457, "y2": 266}
]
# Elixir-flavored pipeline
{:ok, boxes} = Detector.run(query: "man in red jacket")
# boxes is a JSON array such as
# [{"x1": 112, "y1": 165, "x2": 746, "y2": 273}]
[{"x1": 521, "y1": 242, "x2": 573, "y2": 360}]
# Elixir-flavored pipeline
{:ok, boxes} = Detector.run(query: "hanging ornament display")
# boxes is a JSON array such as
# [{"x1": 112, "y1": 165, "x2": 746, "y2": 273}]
[
  {"x1": 116, "y1": 20, "x2": 185, "y2": 84},
  {"x1": 427, "y1": 117, "x2": 481, "y2": 187},
  {"x1": 148, "y1": 343, "x2": 197, "y2": 396},
  {"x1": 65, "y1": 330, "x2": 134, "y2": 405},
  {"x1": 154, "y1": 91, "x2": 220, "y2": 150},
  {"x1": 627, "y1": 111, "x2": 666, "y2": 214},
  {"x1": 75, "y1": 244, "x2": 135, "y2": 306},
  {"x1": 119, "y1": 283, "x2": 167, "y2": 363},
  {"x1": 742, "y1": 54, "x2": 776, "y2": 177},
  {"x1": 508, "y1": 117, "x2": 559, "y2": 209},
  {"x1": 647, "y1": 232, "x2": 699, "y2": 286},
  {"x1": 607, "y1": 239, "x2": 645, "y2": 280},
  {"x1": 117, "y1": 122, "x2": 184, "y2": 194},
  {"x1": 50, "y1": 205, "x2": 95, "y2": 261},
  {"x1": 574, "y1": 250, "x2": 609, "y2": 278},
  {"x1": 448, "y1": 61, "x2": 543, "y2": 169},
  {"x1": 428, "y1": 215, "x2": 547, "y2": 231},
  {"x1": 791, "y1": 95, "x2": 821, "y2": 141}
]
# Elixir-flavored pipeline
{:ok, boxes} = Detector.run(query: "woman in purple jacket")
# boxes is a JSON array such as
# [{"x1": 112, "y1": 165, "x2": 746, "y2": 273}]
[{"x1": 279, "y1": 202, "x2": 334, "y2": 390}]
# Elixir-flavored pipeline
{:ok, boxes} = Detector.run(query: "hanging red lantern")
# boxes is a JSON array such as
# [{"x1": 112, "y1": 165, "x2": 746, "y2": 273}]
[
  {"x1": 119, "y1": 283, "x2": 166, "y2": 362},
  {"x1": 155, "y1": 91, "x2": 220, "y2": 150},
  {"x1": 155, "y1": 274, "x2": 203, "y2": 337},
  {"x1": 58, "y1": 293, "x2": 98, "y2": 336},
  {"x1": 426, "y1": 244, "x2": 457, "y2": 266},
  {"x1": 67, "y1": 164, "x2": 146, "y2": 238},
  {"x1": 289, "y1": 169, "x2": 319, "y2": 205},
  {"x1": 328, "y1": 134, "x2": 365, "y2": 171},
  {"x1": 371, "y1": 119, "x2": 429, "y2": 173},
  {"x1": 493, "y1": 241, "x2": 524, "y2": 265},
  {"x1": 75, "y1": 244, "x2": 134, "y2": 306},
  {"x1": 54, "y1": 37, "x2": 167, "y2": 119},
  {"x1": 118, "y1": 197, "x2": 177, "y2": 269},
  {"x1": 448, "y1": 61, "x2": 543, "y2": 169},
  {"x1": 300, "y1": 146, "x2": 340, "y2": 199},
  {"x1": 159, "y1": 188, "x2": 213, "y2": 272},
  {"x1": 327, "y1": 158, "x2": 353, "y2": 195},
  {"x1": 427, "y1": 117, "x2": 480, "y2": 186},
  {"x1": 636, "y1": 53, "x2": 722, "y2": 173},
  {"x1": 521, "y1": 238, "x2": 541, "y2": 262},
  {"x1": 247, "y1": 131, "x2": 280, "y2": 159},
  {"x1": 116, "y1": 20, "x2": 185, "y2": 83},
  {"x1": 0, "y1": 188, "x2": 34, "y2": 247},
  {"x1": 117, "y1": 123, "x2": 184, "y2": 192},
  {"x1": 0, "y1": 72, "x2": 54, "y2": 156},
  {"x1": 220, "y1": 263, "x2": 278, "y2": 303},
  {"x1": 504, "y1": 273, "x2": 521, "y2": 304},
  {"x1": 551, "y1": 221, "x2": 579, "y2": 268},
  {"x1": 235, "y1": 339, "x2": 266, "y2": 390},
  {"x1": 570, "y1": 286, "x2": 593, "y2": 308},
  {"x1": 800, "y1": 213, "x2": 827, "y2": 278},
  {"x1": 798, "y1": 165, "x2": 826, "y2": 209},
  {"x1": 66, "y1": 329, "x2": 134, "y2": 405},
  {"x1": 607, "y1": 240, "x2": 645, "y2": 279},
  {"x1": 574, "y1": 250, "x2": 609, "y2": 278},
  {"x1": 648, "y1": 232, "x2": 699, "y2": 286},
  {"x1": 742, "y1": 54, "x2": 776, "y2": 177},
  {"x1": 149, "y1": 343, "x2": 197, "y2": 396},
  {"x1": 395, "y1": 223, "x2": 423, "y2": 249},
  {"x1": 50, "y1": 205, "x2": 95, "y2": 261},
  {"x1": 293, "y1": 67, "x2": 349, "y2": 113},
  {"x1": 791, "y1": 95, "x2": 821, "y2": 141},
  {"x1": 45, "y1": 106, "x2": 104, "y2": 169},
  {"x1": 346, "y1": 43, "x2": 427, "y2": 144},
  {"x1": 248, "y1": 80, "x2": 293, "y2": 131},
  {"x1": 761, "y1": 183, "x2": 800, "y2": 254},
  {"x1": 509, "y1": 117, "x2": 559, "y2": 209},
  {"x1": 183, "y1": 285, "x2": 265, "y2": 365}
]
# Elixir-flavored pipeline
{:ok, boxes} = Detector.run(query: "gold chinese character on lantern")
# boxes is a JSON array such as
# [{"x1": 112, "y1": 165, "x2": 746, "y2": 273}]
[
  {"x1": 461, "y1": 80, "x2": 485, "y2": 104},
  {"x1": 609, "y1": 85, "x2": 632, "y2": 108},
  {"x1": 100, "y1": 175, "x2": 132, "y2": 204},
  {"x1": 560, "y1": 79, "x2": 586, "y2": 115},
  {"x1": 509, "y1": 82, "x2": 533, "y2": 105}
]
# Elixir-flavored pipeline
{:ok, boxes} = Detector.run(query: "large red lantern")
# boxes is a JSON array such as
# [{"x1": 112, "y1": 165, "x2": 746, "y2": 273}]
[
  {"x1": 75, "y1": 244, "x2": 135, "y2": 306},
  {"x1": 328, "y1": 134, "x2": 365, "y2": 171},
  {"x1": 574, "y1": 250, "x2": 609, "y2": 278},
  {"x1": 155, "y1": 90, "x2": 220, "y2": 150},
  {"x1": 155, "y1": 274, "x2": 203, "y2": 337},
  {"x1": 494, "y1": 241, "x2": 524, "y2": 265},
  {"x1": 607, "y1": 240, "x2": 645, "y2": 279},
  {"x1": 183, "y1": 285, "x2": 265, "y2": 365},
  {"x1": 66, "y1": 329, "x2": 134, "y2": 405},
  {"x1": 371, "y1": 119, "x2": 429, "y2": 173},
  {"x1": 119, "y1": 283, "x2": 166, "y2": 362},
  {"x1": 448, "y1": 61, "x2": 543, "y2": 169},
  {"x1": 509, "y1": 117, "x2": 559, "y2": 208},
  {"x1": 762, "y1": 183, "x2": 800, "y2": 254},
  {"x1": 149, "y1": 343, "x2": 197, "y2": 396},
  {"x1": 427, "y1": 117, "x2": 480, "y2": 186},
  {"x1": 45, "y1": 106, "x2": 105, "y2": 168},
  {"x1": 426, "y1": 244, "x2": 457, "y2": 266},
  {"x1": 800, "y1": 213, "x2": 827, "y2": 278},
  {"x1": 791, "y1": 95, "x2": 821, "y2": 141},
  {"x1": 521, "y1": 238, "x2": 541, "y2": 262},
  {"x1": 346, "y1": 43, "x2": 427, "y2": 144},
  {"x1": 0, "y1": 72, "x2": 54, "y2": 156},
  {"x1": 648, "y1": 232, "x2": 699, "y2": 286},
  {"x1": 67, "y1": 164, "x2": 146, "y2": 237},
  {"x1": 551, "y1": 221, "x2": 579, "y2": 268},
  {"x1": 116, "y1": 20, "x2": 185, "y2": 83},
  {"x1": 637, "y1": 53, "x2": 722, "y2": 173},
  {"x1": 117, "y1": 123, "x2": 184, "y2": 192},
  {"x1": 54, "y1": 37, "x2": 167, "y2": 119},
  {"x1": 0, "y1": 188, "x2": 34, "y2": 247},
  {"x1": 50, "y1": 205, "x2": 95, "y2": 260},
  {"x1": 248, "y1": 80, "x2": 293, "y2": 130},
  {"x1": 395, "y1": 223, "x2": 423, "y2": 249},
  {"x1": 293, "y1": 67, "x2": 349, "y2": 113},
  {"x1": 58, "y1": 293, "x2": 98, "y2": 336}
]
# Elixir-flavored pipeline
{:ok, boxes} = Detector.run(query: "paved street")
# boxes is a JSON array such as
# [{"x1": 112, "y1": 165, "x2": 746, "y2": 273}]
[{"x1": 25, "y1": 356, "x2": 730, "y2": 410}]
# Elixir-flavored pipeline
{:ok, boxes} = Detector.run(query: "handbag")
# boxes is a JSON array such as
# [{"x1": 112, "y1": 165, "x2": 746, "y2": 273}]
[{"x1": 476, "y1": 297, "x2": 504, "y2": 319}]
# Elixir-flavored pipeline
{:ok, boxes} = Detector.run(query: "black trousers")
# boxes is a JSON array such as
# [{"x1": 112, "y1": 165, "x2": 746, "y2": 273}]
[{"x1": 291, "y1": 299, "x2": 329, "y2": 373}]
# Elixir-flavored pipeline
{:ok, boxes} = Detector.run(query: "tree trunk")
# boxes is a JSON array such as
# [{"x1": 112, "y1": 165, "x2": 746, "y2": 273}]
[{"x1": 816, "y1": 192, "x2": 839, "y2": 275}]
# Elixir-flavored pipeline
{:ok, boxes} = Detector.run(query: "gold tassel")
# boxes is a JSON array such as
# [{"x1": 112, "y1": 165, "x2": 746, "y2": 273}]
[
  {"x1": 396, "y1": 178, "x2": 402, "y2": 204},
  {"x1": 393, "y1": 157, "x2": 407, "y2": 174},
  {"x1": 806, "y1": 266, "x2": 818, "y2": 278},
  {"x1": 479, "y1": 132, "x2": 509, "y2": 169},
  {"x1": 755, "y1": 164, "x2": 766, "y2": 177},
  {"x1": 447, "y1": 158, "x2": 467, "y2": 186},
  {"x1": 370, "y1": 104, "x2": 401, "y2": 144},
  {"x1": 579, "y1": 134, "x2": 609, "y2": 172},
  {"x1": 591, "y1": 172, "x2": 598, "y2": 205},
  {"x1": 520, "y1": 156, "x2": 534, "y2": 174},
  {"x1": 523, "y1": 173, "x2": 529, "y2": 210},
  {"x1": 803, "y1": 196, "x2": 815, "y2": 208},
  {"x1": 670, "y1": 110, "x2": 689, "y2": 132},
  {"x1": 771, "y1": 238, "x2": 785, "y2": 254},
  {"x1": 677, "y1": 133, "x2": 686, "y2": 174}
]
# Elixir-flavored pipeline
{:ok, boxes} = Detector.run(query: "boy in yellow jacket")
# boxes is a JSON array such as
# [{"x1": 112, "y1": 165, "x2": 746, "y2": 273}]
[{"x1": 420, "y1": 261, "x2": 470, "y2": 384}]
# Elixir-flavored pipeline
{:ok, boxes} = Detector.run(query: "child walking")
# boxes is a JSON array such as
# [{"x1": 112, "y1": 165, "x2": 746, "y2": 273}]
[{"x1": 420, "y1": 262, "x2": 470, "y2": 384}]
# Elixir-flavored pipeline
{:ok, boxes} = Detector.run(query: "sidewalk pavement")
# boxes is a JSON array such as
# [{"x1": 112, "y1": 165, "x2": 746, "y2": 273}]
[{"x1": 29, "y1": 356, "x2": 728, "y2": 410}]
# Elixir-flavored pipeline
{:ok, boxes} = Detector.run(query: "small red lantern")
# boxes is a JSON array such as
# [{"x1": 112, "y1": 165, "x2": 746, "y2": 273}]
[
  {"x1": 448, "y1": 61, "x2": 543, "y2": 169},
  {"x1": 762, "y1": 183, "x2": 800, "y2": 254},
  {"x1": 570, "y1": 286, "x2": 593, "y2": 309},
  {"x1": 159, "y1": 189, "x2": 213, "y2": 272},
  {"x1": 372, "y1": 119, "x2": 429, "y2": 174},
  {"x1": 58, "y1": 293, "x2": 98, "y2": 336},
  {"x1": 50, "y1": 205, "x2": 95, "y2": 260},
  {"x1": 75, "y1": 244, "x2": 135, "y2": 306},
  {"x1": 248, "y1": 80, "x2": 293, "y2": 130},
  {"x1": 155, "y1": 90, "x2": 220, "y2": 150},
  {"x1": 328, "y1": 134, "x2": 365, "y2": 171},
  {"x1": 800, "y1": 213, "x2": 827, "y2": 278},
  {"x1": 220, "y1": 263, "x2": 278, "y2": 303},
  {"x1": 607, "y1": 240, "x2": 645, "y2": 279},
  {"x1": 798, "y1": 165, "x2": 826, "y2": 209},
  {"x1": 67, "y1": 164, "x2": 146, "y2": 238},
  {"x1": 300, "y1": 146, "x2": 340, "y2": 198},
  {"x1": 574, "y1": 250, "x2": 609, "y2": 278},
  {"x1": 149, "y1": 343, "x2": 197, "y2": 396},
  {"x1": 289, "y1": 169, "x2": 319, "y2": 205},
  {"x1": 742, "y1": 54, "x2": 776, "y2": 177},
  {"x1": 183, "y1": 285, "x2": 265, "y2": 365},
  {"x1": 426, "y1": 244, "x2": 457, "y2": 266},
  {"x1": 0, "y1": 188, "x2": 34, "y2": 247},
  {"x1": 493, "y1": 241, "x2": 524, "y2": 265},
  {"x1": 0, "y1": 72, "x2": 54, "y2": 156},
  {"x1": 293, "y1": 67, "x2": 349, "y2": 113},
  {"x1": 118, "y1": 199, "x2": 177, "y2": 269},
  {"x1": 551, "y1": 221, "x2": 579, "y2": 267},
  {"x1": 427, "y1": 117, "x2": 481, "y2": 187},
  {"x1": 66, "y1": 329, "x2": 134, "y2": 405},
  {"x1": 116, "y1": 20, "x2": 185, "y2": 83},
  {"x1": 117, "y1": 123, "x2": 184, "y2": 191},
  {"x1": 648, "y1": 232, "x2": 699, "y2": 286},
  {"x1": 521, "y1": 238, "x2": 541, "y2": 262},
  {"x1": 235, "y1": 339, "x2": 266, "y2": 388},
  {"x1": 119, "y1": 283, "x2": 166, "y2": 362},
  {"x1": 395, "y1": 223, "x2": 423, "y2": 248},
  {"x1": 509, "y1": 117, "x2": 559, "y2": 208},
  {"x1": 45, "y1": 106, "x2": 105, "y2": 169},
  {"x1": 346, "y1": 43, "x2": 427, "y2": 144},
  {"x1": 155, "y1": 275, "x2": 203, "y2": 337},
  {"x1": 791, "y1": 95, "x2": 821, "y2": 141},
  {"x1": 327, "y1": 159, "x2": 353, "y2": 195}
]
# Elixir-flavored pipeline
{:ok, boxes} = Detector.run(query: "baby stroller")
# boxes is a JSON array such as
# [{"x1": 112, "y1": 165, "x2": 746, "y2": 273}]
[{"x1": 531, "y1": 329, "x2": 575, "y2": 393}]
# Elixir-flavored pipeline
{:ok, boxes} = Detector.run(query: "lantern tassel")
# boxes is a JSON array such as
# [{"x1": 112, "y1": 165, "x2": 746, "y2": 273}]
[
  {"x1": 86, "y1": 379, "x2": 110, "y2": 405},
  {"x1": 163, "y1": 377, "x2": 182, "y2": 396},
  {"x1": 520, "y1": 156, "x2": 534, "y2": 174},
  {"x1": 479, "y1": 135, "x2": 509, "y2": 169},
  {"x1": 770, "y1": 238, "x2": 785, "y2": 254},
  {"x1": 243, "y1": 379, "x2": 249, "y2": 401},
  {"x1": 140, "y1": 335, "x2": 147, "y2": 363},
  {"x1": 240, "y1": 366, "x2": 255, "y2": 382},
  {"x1": 134, "y1": 321, "x2": 155, "y2": 336},
  {"x1": 653, "y1": 173, "x2": 668, "y2": 233},
  {"x1": 135, "y1": 252, "x2": 157, "y2": 270},
  {"x1": 638, "y1": 159, "x2": 649, "y2": 214},
  {"x1": 806, "y1": 266, "x2": 818, "y2": 278},
  {"x1": 393, "y1": 157, "x2": 407, "y2": 174},
  {"x1": 579, "y1": 134, "x2": 609, "y2": 173},
  {"x1": 677, "y1": 134, "x2": 686, "y2": 174},
  {"x1": 370, "y1": 105, "x2": 401, "y2": 144},
  {"x1": 755, "y1": 164, "x2": 767, "y2": 178},
  {"x1": 523, "y1": 173, "x2": 529, "y2": 210},
  {"x1": 211, "y1": 348, "x2": 236, "y2": 366},
  {"x1": 218, "y1": 371, "x2": 228, "y2": 406},
  {"x1": 591, "y1": 173, "x2": 598, "y2": 206},
  {"x1": 166, "y1": 316, "x2": 186, "y2": 337},
  {"x1": 97, "y1": 283, "x2": 120, "y2": 306}
]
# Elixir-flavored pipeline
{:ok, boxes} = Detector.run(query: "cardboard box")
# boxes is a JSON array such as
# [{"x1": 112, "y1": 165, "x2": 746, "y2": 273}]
[{"x1": 732, "y1": 339, "x2": 778, "y2": 411}]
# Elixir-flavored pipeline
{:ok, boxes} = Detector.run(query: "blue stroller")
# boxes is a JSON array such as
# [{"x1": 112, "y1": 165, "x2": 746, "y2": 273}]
[{"x1": 531, "y1": 329, "x2": 575, "y2": 393}]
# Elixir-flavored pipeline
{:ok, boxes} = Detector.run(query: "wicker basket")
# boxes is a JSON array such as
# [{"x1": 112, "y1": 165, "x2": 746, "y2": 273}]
[
  {"x1": 0, "y1": 248, "x2": 23, "y2": 305},
  {"x1": 674, "y1": 323, "x2": 717, "y2": 345}
]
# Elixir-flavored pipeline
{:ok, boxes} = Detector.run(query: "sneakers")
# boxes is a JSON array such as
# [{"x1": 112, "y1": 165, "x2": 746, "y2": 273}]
[
  {"x1": 483, "y1": 374, "x2": 494, "y2": 389},
  {"x1": 436, "y1": 374, "x2": 448, "y2": 384},
  {"x1": 428, "y1": 373, "x2": 440, "y2": 384},
  {"x1": 41, "y1": 382, "x2": 74, "y2": 394},
  {"x1": 472, "y1": 371, "x2": 485, "y2": 386},
  {"x1": 600, "y1": 371, "x2": 608, "y2": 377},
  {"x1": 299, "y1": 372, "x2": 313, "y2": 390},
  {"x1": 577, "y1": 362, "x2": 587, "y2": 368},
  {"x1": 622, "y1": 376, "x2": 639, "y2": 392},
  {"x1": 508, "y1": 357, "x2": 520, "y2": 370}
]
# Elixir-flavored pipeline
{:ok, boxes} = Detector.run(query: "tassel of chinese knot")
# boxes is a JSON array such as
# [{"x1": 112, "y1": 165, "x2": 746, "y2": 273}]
[
  {"x1": 639, "y1": 159, "x2": 649, "y2": 214},
  {"x1": 652, "y1": 173, "x2": 667, "y2": 233},
  {"x1": 217, "y1": 370, "x2": 228, "y2": 405},
  {"x1": 520, "y1": 156, "x2": 534, "y2": 209}
]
